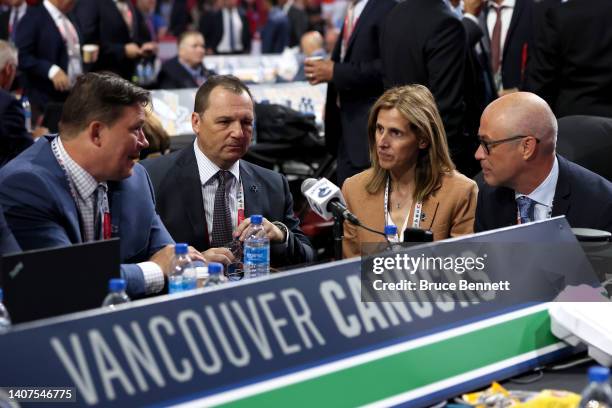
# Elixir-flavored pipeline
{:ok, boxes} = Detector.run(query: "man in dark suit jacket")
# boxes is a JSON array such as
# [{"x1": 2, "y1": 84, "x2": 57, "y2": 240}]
[
  {"x1": 526, "y1": 0, "x2": 612, "y2": 118},
  {"x1": 199, "y1": 0, "x2": 251, "y2": 55},
  {"x1": 304, "y1": 0, "x2": 395, "y2": 186},
  {"x1": 0, "y1": 204, "x2": 19, "y2": 256},
  {"x1": 74, "y1": 0, "x2": 156, "y2": 81},
  {"x1": 474, "y1": 92, "x2": 612, "y2": 233},
  {"x1": 464, "y1": 0, "x2": 534, "y2": 93},
  {"x1": 15, "y1": 0, "x2": 83, "y2": 114},
  {"x1": 142, "y1": 75, "x2": 314, "y2": 268},
  {"x1": 0, "y1": 40, "x2": 32, "y2": 167},
  {"x1": 0, "y1": 0, "x2": 27, "y2": 42},
  {"x1": 158, "y1": 31, "x2": 215, "y2": 89},
  {"x1": 0, "y1": 73, "x2": 205, "y2": 297},
  {"x1": 381, "y1": 0, "x2": 475, "y2": 176}
]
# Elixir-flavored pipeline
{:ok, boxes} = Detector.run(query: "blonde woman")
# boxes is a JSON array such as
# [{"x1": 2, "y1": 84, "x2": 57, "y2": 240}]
[{"x1": 342, "y1": 85, "x2": 478, "y2": 258}]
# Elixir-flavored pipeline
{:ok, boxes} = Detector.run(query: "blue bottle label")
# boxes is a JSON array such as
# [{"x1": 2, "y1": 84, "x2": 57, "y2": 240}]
[{"x1": 244, "y1": 246, "x2": 269, "y2": 265}]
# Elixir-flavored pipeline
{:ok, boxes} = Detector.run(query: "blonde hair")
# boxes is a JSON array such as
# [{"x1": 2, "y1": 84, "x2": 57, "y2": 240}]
[{"x1": 365, "y1": 85, "x2": 455, "y2": 202}]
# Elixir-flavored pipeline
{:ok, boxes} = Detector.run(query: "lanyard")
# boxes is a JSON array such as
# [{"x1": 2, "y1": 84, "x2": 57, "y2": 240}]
[
  {"x1": 384, "y1": 176, "x2": 422, "y2": 231},
  {"x1": 236, "y1": 177, "x2": 245, "y2": 226},
  {"x1": 51, "y1": 138, "x2": 111, "y2": 240}
]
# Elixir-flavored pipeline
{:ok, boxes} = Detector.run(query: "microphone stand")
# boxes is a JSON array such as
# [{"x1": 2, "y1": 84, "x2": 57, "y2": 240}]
[{"x1": 332, "y1": 214, "x2": 344, "y2": 260}]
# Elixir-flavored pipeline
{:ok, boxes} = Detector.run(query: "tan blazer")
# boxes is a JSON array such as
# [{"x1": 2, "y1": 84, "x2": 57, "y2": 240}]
[{"x1": 341, "y1": 169, "x2": 478, "y2": 258}]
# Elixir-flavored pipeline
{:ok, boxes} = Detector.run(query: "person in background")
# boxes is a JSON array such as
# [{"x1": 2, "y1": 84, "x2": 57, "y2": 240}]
[
  {"x1": 142, "y1": 75, "x2": 314, "y2": 268},
  {"x1": 0, "y1": 72, "x2": 207, "y2": 297},
  {"x1": 0, "y1": 40, "x2": 31, "y2": 167},
  {"x1": 260, "y1": 0, "x2": 289, "y2": 54},
  {"x1": 0, "y1": 0, "x2": 27, "y2": 42},
  {"x1": 15, "y1": 0, "x2": 83, "y2": 119},
  {"x1": 140, "y1": 108, "x2": 170, "y2": 160},
  {"x1": 474, "y1": 92, "x2": 612, "y2": 233},
  {"x1": 157, "y1": 30, "x2": 215, "y2": 89},
  {"x1": 293, "y1": 30, "x2": 324, "y2": 81},
  {"x1": 342, "y1": 85, "x2": 478, "y2": 258},
  {"x1": 137, "y1": 0, "x2": 168, "y2": 41},
  {"x1": 200, "y1": 0, "x2": 251, "y2": 54},
  {"x1": 74, "y1": 0, "x2": 158, "y2": 81}
]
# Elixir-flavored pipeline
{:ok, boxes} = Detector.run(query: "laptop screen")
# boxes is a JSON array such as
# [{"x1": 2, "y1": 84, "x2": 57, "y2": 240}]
[{"x1": 0, "y1": 239, "x2": 120, "y2": 324}]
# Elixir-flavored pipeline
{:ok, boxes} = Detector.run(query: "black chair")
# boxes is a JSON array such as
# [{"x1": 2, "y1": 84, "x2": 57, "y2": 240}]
[{"x1": 557, "y1": 115, "x2": 612, "y2": 182}]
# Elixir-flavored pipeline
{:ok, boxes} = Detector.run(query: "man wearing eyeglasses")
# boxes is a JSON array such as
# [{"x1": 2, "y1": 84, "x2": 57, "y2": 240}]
[{"x1": 473, "y1": 92, "x2": 612, "y2": 233}]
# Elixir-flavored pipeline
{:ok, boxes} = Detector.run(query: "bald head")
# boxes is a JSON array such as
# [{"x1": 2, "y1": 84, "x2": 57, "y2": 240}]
[
  {"x1": 483, "y1": 92, "x2": 557, "y2": 155},
  {"x1": 476, "y1": 92, "x2": 558, "y2": 194}
]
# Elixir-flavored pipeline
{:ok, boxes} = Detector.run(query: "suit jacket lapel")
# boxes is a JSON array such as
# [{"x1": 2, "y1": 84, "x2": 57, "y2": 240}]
[
  {"x1": 108, "y1": 181, "x2": 122, "y2": 239},
  {"x1": 41, "y1": 136, "x2": 83, "y2": 242},
  {"x1": 240, "y1": 161, "x2": 263, "y2": 218},
  {"x1": 503, "y1": 0, "x2": 523, "y2": 60},
  {"x1": 177, "y1": 147, "x2": 209, "y2": 247},
  {"x1": 418, "y1": 195, "x2": 439, "y2": 232},
  {"x1": 479, "y1": 9, "x2": 491, "y2": 52},
  {"x1": 552, "y1": 156, "x2": 571, "y2": 217},
  {"x1": 344, "y1": 0, "x2": 375, "y2": 59}
]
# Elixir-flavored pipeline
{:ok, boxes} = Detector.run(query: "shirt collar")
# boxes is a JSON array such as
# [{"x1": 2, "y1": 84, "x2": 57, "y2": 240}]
[
  {"x1": 193, "y1": 139, "x2": 240, "y2": 186},
  {"x1": 515, "y1": 156, "x2": 558, "y2": 208},
  {"x1": 43, "y1": 0, "x2": 66, "y2": 21},
  {"x1": 13, "y1": 2, "x2": 27, "y2": 18},
  {"x1": 54, "y1": 137, "x2": 102, "y2": 200},
  {"x1": 178, "y1": 59, "x2": 204, "y2": 77},
  {"x1": 489, "y1": 0, "x2": 515, "y2": 9}
]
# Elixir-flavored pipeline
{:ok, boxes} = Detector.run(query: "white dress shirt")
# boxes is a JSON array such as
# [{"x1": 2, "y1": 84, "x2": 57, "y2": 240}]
[
  {"x1": 43, "y1": 0, "x2": 82, "y2": 86},
  {"x1": 217, "y1": 8, "x2": 244, "y2": 53},
  {"x1": 515, "y1": 156, "x2": 559, "y2": 221},
  {"x1": 193, "y1": 139, "x2": 241, "y2": 237}
]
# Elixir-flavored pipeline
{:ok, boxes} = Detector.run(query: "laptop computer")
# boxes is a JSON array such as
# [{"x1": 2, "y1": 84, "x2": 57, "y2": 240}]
[{"x1": 0, "y1": 239, "x2": 120, "y2": 324}]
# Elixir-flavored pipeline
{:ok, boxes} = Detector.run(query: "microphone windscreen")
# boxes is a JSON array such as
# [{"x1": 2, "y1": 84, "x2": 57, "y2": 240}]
[{"x1": 301, "y1": 178, "x2": 318, "y2": 194}]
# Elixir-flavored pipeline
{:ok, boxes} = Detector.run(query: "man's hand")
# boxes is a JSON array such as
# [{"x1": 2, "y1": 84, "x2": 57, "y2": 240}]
[
  {"x1": 304, "y1": 59, "x2": 334, "y2": 85},
  {"x1": 233, "y1": 217, "x2": 285, "y2": 243},
  {"x1": 202, "y1": 247, "x2": 234, "y2": 265},
  {"x1": 51, "y1": 69, "x2": 70, "y2": 91},
  {"x1": 125, "y1": 43, "x2": 142, "y2": 59},
  {"x1": 464, "y1": 0, "x2": 484, "y2": 16},
  {"x1": 31, "y1": 126, "x2": 49, "y2": 139},
  {"x1": 150, "y1": 244, "x2": 209, "y2": 275},
  {"x1": 140, "y1": 42, "x2": 158, "y2": 57}
]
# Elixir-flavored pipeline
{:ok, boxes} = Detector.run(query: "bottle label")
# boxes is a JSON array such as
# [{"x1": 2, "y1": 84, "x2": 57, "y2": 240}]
[{"x1": 244, "y1": 245, "x2": 269, "y2": 265}]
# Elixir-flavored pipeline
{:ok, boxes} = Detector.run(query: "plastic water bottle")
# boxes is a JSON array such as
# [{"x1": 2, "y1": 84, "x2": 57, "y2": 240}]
[
  {"x1": 580, "y1": 366, "x2": 612, "y2": 408},
  {"x1": 169, "y1": 243, "x2": 197, "y2": 293},
  {"x1": 243, "y1": 215, "x2": 270, "y2": 278},
  {"x1": 0, "y1": 288, "x2": 12, "y2": 334},
  {"x1": 21, "y1": 96, "x2": 32, "y2": 132},
  {"x1": 101, "y1": 278, "x2": 130, "y2": 308},
  {"x1": 203, "y1": 262, "x2": 227, "y2": 287}
]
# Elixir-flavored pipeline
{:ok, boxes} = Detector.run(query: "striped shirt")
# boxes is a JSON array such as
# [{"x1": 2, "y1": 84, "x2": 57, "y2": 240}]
[
  {"x1": 52, "y1": 137, "x2": 164, "y2": 294},
  {"x1": 193, "y1": 139, "x2": 241, "y2": 237}
]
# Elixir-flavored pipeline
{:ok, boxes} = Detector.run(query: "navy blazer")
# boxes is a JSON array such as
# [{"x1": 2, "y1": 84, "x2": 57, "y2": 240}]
[
  {"x1": 475, "y1": 155, "x2": 612, "y2": 233},
  {"x1": 14, "y1": 5, "x2": 81, "y2": 108},
  {"x1": 324, "y1": 0, "x2": 395, "y2": 178},
  {"x1": 0, "y1": 204, "x2": 19, "y2": 256},
  {"x1": 0, "y1": 136, "x2": 174, "y2": 296},
  {"x1": 74, "y1": 0, "x2": 151, "y2": 80},
  {"x1": 0, "y1": 10, "x2": 9, "y2": 41},
  {"x1": 157, "y1": 57, "x2": 215, "y2": 89},
  {"x1": 479, "y1": 0, "x2": 535, "y2": 90},
  {"x1": 0, "y1": 89, "x2": 32, "y2": 167},
  {"x1": 142, "y1": 146, "x2": 315, "y2": 267}
]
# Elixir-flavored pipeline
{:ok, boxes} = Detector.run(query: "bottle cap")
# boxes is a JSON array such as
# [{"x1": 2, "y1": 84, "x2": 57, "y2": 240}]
[
  {"x1": 384, "y1": 225, "x2": 398, "y2": 235},
  {"x1": 175, "y1": 243, "x2": 188, "y2": 255},
  {"x1": 109, "y1": 278, "x2": 126, "y2": 292},
  {"x1": 208, "y1": 262, "x2": 223, "y2": 275},
  {"x1": 251, "y1": 214, "x2": 263, "y2": 225},
  {"x1": 588, "y1": 366, "x2": 610, "y2": 383}
]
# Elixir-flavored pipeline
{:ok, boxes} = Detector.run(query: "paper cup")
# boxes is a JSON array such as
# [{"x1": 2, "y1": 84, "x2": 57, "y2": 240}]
[{"x1": 82, "y1": 44, "x2": 99, "y2": 64}]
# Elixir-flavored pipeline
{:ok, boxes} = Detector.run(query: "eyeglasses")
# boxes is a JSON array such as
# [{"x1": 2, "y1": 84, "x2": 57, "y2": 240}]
[{"x1": 478, "y1": 135, "x2": 540, "y2": 155}]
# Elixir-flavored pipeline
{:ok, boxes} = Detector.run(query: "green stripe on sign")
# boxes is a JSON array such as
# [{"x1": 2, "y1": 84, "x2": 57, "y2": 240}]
[{"x1": 220, "y1": 310, "x2": 558, "y2": 408}]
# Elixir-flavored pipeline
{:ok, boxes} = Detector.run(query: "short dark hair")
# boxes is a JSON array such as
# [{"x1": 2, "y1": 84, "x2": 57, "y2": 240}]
[
  {"x1": 59, "y1": 72, "x2": 151, "y2": 138},
  {"x1": 193, "y1": 75, "x2": 253, "y2": 114},
  {"x1": 177, "y1": 30, "x2": 204, "y2": 47}
]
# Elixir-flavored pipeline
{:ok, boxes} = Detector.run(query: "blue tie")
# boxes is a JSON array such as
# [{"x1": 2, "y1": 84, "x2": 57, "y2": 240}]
[{"x1": 516, "y1": 196, "x2": 536, "y2": 224}]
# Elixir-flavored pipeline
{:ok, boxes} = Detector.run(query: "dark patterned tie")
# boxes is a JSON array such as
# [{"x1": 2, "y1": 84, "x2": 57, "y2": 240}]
[
  {"x1": 490, "y1": 4, "x2": 507, "y2": 75},
  {"x1": 516, "y1": 196, "x2": 536, "y2": 224},
  {"x1": 210, "y1": 170, "x2": 234, "y2": 247}
]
